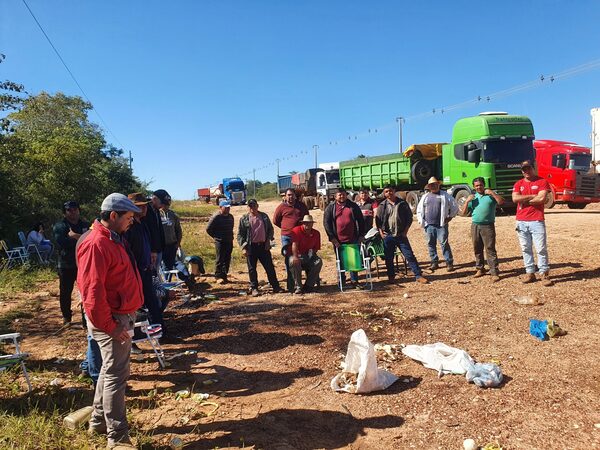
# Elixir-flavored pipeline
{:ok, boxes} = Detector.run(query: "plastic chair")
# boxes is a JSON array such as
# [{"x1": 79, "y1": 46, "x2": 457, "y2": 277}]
[
  {"x1": 335, "y1": 243, "x2": 373, "y2": 292},
  {"x1": 18, "y1": 231, "x2": 45, "y2": 264},
  {"x1": 365, "y1": 234, "x2": 407, "y2": 278},
  {"x1": 1, "y1": 240, "x2": 28, "y2": 271},
  {"x1": 0, "y1": 333, "x2": 32, "y2": 392},
  {"x1": 132, "y1": 321, "x2": 165, "y2": 368}
]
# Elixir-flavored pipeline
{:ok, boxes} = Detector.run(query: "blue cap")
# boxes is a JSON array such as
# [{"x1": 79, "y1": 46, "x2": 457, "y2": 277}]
[{"x1": 219, "y1": 200, "x2": 231, "y2": 207}]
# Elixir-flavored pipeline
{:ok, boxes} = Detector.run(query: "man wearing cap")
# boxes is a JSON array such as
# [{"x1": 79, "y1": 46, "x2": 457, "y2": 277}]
[
  {"x1": 289, "y1": 215, "x2": 323, "y2": 294},
  {"x1": 77, "y1": 193, "x2": 143, "y2": 449},
  {"x1": 156, "y1": 190, "x2": 182, "y2": 272},
  {"x1": 323, "y1": 188, "x2": 366, "y2": 288},
  {"x1": 147, "y1": 190, "x2": 167, "y2": 273},
  {"x1": 460, "y1": 177, "x2": 504, "y2": 282},
  {"x1": 237, "y1": 199, "x2": 282, "y2": 296},
  {"x1": 53, "y1": 200, "x2": 90, "y2": 325},
  {"x1": 206, "y1": 200, "x2": 235, "y2": 283},
  {"x1": 357, "y1": 189, "x2": 377, "y2": 230},
  {"x1": 376, "y1": 185, "x2": 428, "y2": 284},
  {"x1": 125, "y1": 193, "x2": 164, "y2": 330},
  {"x1": 512, "y1": 160, "x2": 553, "y2": 286},
  {"x1": 416, "y1": 177, "x2": 459, "y2": 272}
]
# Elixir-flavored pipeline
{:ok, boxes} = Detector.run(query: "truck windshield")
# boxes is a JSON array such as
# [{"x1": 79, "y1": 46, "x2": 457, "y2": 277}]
[
  {"x1": 482, "y1": 139, "x2": 534, "y2": 164},
  {"x1": 227, "y1": 181, "x2": 245, "y2": 191},
  {"x1": 568, "y1": 153, "x2": 592, "y2": 171},
  {"x1": 326, "y1": 171, "x2": 340, "y2": 184}
]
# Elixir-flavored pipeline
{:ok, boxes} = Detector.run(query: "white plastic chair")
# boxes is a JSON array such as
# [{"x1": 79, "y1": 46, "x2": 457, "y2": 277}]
[
  {"x1": 132, "y1": 321, "x2": 165, "y2": 368},
  {"x1": 0, "y1": 333, "x2": 32, "y2": 392},
  {"x1": 1, "y1": 240, "x2": 28, "y2": 271}
]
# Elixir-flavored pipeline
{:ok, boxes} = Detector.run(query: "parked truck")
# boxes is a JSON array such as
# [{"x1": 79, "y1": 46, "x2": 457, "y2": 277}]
[
  {"x1": 276, "y1": 162, "x2": 340, "y2": 210},
  {"x1": 197, "y1": 177, "x2": 247, "y2": 205},
  {"x1": 534, "y1": 140, "x2": 600, "y2": 209},
  {"x1": 339, "y1": 112, "x2": 536, "y2": 213}
]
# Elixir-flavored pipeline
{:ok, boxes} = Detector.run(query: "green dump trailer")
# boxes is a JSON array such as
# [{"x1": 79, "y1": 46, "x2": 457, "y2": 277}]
[{"x1": 339, "y1": 112, "x2": 536, "y2": 213}]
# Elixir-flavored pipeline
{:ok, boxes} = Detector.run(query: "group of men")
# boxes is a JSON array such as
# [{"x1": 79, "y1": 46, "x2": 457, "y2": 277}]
[{"x1": 206, "y1": 158, "x2": 554, "y2": 293}]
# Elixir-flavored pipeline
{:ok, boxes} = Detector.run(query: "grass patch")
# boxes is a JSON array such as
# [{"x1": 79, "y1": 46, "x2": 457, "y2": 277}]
[
  {"x1": 0, "y1": 266, "x2": 56, "y2": 299},
  {"x1": 171, "y1": 200, "x2": 217, "y2": 218}
]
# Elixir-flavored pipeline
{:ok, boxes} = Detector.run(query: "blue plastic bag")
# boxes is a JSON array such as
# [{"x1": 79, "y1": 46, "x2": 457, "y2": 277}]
[{"x1": 529, "y1": 319, "x2": 549, "y2": 341}]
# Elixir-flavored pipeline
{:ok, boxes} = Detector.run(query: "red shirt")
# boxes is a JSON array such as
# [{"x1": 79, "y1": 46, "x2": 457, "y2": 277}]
[
  {"x1": 77, "y1": 221, "x2": 144, "y2": 335},
  {"x1": 290, "y1": 225, "x2": 321, "y2": 256},
  {"x1": 273, "y1": 201, "x2": 309, "y2": 236},
  {"x1": 513, "y1": 177, "x2": 549, "y2": 221},
  {"x1": 335, "y1": 202, "x2": 356, "y2": 243}
]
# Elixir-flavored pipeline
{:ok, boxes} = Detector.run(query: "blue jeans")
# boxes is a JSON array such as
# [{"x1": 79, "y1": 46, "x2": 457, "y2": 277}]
[
  {"x1": 80, "y1": 333, "x2": 102, "y2": 386},
  {"x1": 424, "y1": 224, "x2": 453, "y2": 265},
  {"x1": 516, "y1": 220, "x2": 549, "y2": 274},
  {"x1": 383, "y1": 234, "x2": 423, "y2": 280}
]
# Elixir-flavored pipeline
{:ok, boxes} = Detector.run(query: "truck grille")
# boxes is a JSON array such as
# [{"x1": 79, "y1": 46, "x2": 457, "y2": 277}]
[
  {"x1": 494, "y1": 168, "x2": 521, "y2": 194},
  {"x1": 576, "y1": 174, "x2": 600, "y2": 197},
  {"x1": 231, "y1": 192, "x2": 244, "y2": 204}
]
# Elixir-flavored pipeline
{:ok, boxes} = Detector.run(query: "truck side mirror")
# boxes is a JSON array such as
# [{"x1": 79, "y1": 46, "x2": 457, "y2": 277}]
[{"x1": 467, "y1": 148, "x2": 481, "y2": 163}]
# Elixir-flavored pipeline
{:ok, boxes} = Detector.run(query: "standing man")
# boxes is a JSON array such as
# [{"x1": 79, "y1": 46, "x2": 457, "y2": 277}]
[
  {"x1": 157, "y1": 191, "x2": 182, "y2": 271},
  {"x1": 323, "y1": 188, "x2": 365, "y2": 288},
  {"x1": 53, "y1": 200, "x2": 90, "y2": 326},
  {"x1": 356, "y1": 189, "x2": 377, "y2": 230},
  {"x1": 460, "y1": 178, "x2": 504, "y2": 282},
  {"x1": 273, "y1": 188, "x2": 309, "y2": 249},
  {"x1": 289, "y1": 215, "x2": 323, "y2": 294},
  {"x1": 237, "y1": 199, "x2": 282, "y2": 296},
  {"x1": 206, "y1": 200, "x2": 235, "y2": 283},
  {"x1": 77, "y1": 193, "x2": 143, "y2": 449},
  {"x1": 416, "y1": 177, "x2": 459, "y2": 272},
  {"x1": 376, "y1": 186, "x2": 428, "y2": 284},
  {"x1": 147, "y1": 189, "x2": 167, "y2": 273},
  {"x1": 512, "y1": 160, "x2": 553, "y2": 286}
]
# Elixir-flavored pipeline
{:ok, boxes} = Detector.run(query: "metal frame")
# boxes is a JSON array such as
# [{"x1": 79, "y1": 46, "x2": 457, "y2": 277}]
[
  {"x1": 132, "y1": 320, "x2": 165, "y2": 368},
  {"x1": 0, "y1": 333, "x2": 32, "y2": 392}
]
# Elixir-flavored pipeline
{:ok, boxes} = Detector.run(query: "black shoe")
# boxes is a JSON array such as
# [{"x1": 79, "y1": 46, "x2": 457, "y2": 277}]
[
  {"x1": 130, "y1": 343, "x2": 142, "y2": 355},
  {"x1": 272, "y1": 286, "x2": 284, "y2": 294}
]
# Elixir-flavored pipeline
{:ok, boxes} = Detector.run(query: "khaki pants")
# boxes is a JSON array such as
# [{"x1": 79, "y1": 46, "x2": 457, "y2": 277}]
[
  {"x1": 88, "y1": 313, "x2": 134, "y2": 445},
  {"x1": 471, "y1": 223, "x2": 498, "y2": 275}
]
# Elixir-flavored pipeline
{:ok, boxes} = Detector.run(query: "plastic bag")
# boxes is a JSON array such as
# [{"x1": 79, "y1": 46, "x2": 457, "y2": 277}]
[
  {"x1": 402, "y1": 342, "x2": 474, "y2": 375},
  {"x1": 330, "y1": 329, "x2": 398, "y2": 394},
  {"x1": 465, "y1": 362, "x2": 503, "y2": 388}
]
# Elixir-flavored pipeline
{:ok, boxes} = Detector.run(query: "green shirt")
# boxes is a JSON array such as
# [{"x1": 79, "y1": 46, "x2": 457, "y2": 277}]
[{"x1": 469, "y1": 193, "x2": 497, "y2": 224}]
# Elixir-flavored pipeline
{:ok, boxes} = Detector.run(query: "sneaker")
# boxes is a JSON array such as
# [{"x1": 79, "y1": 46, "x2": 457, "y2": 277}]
[
  {"x1": 87, "y1": 422, "x2": 107, "y2": 436},
  {"x1": 387, "y1": 276, "x2": 396, "y2": 284},
  {"x1": 294, "y1": 287, "x2": 303, "y2": 295},
  {"x1": 350, "y1": 281, "x2": 363, "y2": 290},
  {"x1": 540, "y1": 272, "x2": 554, "y2": 287},
  {"x1": 416, "y1": 276, "x2": 429, "y2": 284},
  {"x1": 446, "y1": 264, "x2": 455, "y2": 273},
  {"x1": 251, "y1": 288, "x2": 260, "y2": 297},
  {"x1": 272, "y1": 287, "x2": 284, "y2": 294},
  {"x1": 473, "y1": 269, "x2": 485, "y2": 278},
  {"x1": 130, "y1": 343, "x2": 142, "y2": 355},
  {"x1": 522, "y1": 273, "x2": 536, "y2": 284},
  {"x1": 490, "y1": 274, "x2": 500, "y2": 282},
  {"x1": 428, "y1": 263, "x2": 439, "y2": 273}
]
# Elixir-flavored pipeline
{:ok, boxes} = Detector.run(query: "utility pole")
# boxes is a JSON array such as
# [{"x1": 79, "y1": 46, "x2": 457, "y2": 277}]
[
  {"x1": 276, "y1": 158, "x2": 280, "y2": 177},
  {"x1": 253, "y1": 168, "x2": 256, "y2": 198},
  {"x1": 313, "y1": 144, "x2": 319, "y2": 168},
  {"x1": 396, "y1": 117, "x2": 404, "y2": 153},
  {"x1": 128, "y1": 150, "x2": 133, "y2": 170}
]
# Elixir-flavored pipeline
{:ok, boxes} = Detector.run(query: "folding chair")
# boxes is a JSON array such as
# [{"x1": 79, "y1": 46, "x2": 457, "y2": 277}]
[
  {"x1": 365, "y1": 234, "x2": 407, "y2": 278},
  {"x1": 0, "y1": 333, "x2": 32, "y2": 392},
  {"x1": 1, "y1": 240, "x2": 28, "y2": 271},
  {"x1": 335, "y1": 243, "x2": 373, "y2": 292},
  {"x1": 132, "y1": 321, "x2": 166, "y2": 368},
  {"x1": 17, "y1": 231, "x2": 45, "y2": 264}
]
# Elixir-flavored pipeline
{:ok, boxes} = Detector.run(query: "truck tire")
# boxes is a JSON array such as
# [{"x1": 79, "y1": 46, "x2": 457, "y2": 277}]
[
  {"x1": 454, "y1": 189, "x2": 471, "y2": 217},
  {"x1": 544, "y1": 190, "x2": 556, "y2": 209},
  {"x1": 567, "y1": 202, "x2": 587, "y2": 209},
  {"x1": 411, "y1": 159, "x2": 433, "y2": 186},
  {"x1": 406, "y1": 191, "x2": 420, "y2": 214}
]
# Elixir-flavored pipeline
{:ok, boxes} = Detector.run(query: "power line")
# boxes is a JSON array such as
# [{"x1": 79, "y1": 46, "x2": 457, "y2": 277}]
[{"x1": 21, "y1": 0, "x2": 125, "y2": 150}]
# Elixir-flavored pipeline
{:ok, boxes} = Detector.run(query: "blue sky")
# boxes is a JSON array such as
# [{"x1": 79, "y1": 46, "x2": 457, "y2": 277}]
[{"x1": 3, "y1": 0, "x2": 600, "y2": 199}]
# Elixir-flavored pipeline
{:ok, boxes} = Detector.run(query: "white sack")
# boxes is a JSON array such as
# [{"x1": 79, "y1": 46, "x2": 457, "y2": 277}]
[{"x1": 401, "y1": 342, "x2": 475, "y2": 375}]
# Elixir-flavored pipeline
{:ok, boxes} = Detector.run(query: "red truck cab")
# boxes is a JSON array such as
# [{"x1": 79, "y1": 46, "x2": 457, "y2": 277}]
[{"x1": 534, "y1": 139, "x2": 600, "y2": 209}]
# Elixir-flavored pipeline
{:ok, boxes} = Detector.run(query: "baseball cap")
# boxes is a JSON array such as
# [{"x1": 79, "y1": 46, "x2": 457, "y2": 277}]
[
  {"x1": 101, "y1": 193, "x2": 141, "y2": 213},
  {"x1": 520, "y1": 160, "x2": 533, "y2": 168},
  {"x1": 219, "y1": 200, "x2": 231, "y2": 207},
  {"x1": 247, "y1": 199, "x2": 258, "y2": 207},
  {"x1": 128, "y1": 192, "x2": 151, "y2": 206},
  {"x1": 63, "y1": 200, "x2": 79, "y2": 210},
  {"x1": 153, "y1": 189, "x2": 172, "y2": 205}
]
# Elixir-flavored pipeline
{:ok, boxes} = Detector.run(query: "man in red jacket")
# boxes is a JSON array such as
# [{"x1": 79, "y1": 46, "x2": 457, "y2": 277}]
[{"x1": 77, "y1": 193, "x2": 143, "y2": 449}]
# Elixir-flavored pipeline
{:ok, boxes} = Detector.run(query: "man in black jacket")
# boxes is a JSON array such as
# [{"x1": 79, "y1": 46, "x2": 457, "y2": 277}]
[
  {"x1": 375, "y1": 186, "x2": 428, "y2": 284},
  {"x1": 323, "y1": 188, "x2": 365, "y2": 287},
  {"x1": 207, "y1": 200, "x2": 235, "y2": 283},
  {"x1": 147, "y1": 189, "x2": 167, "y2": 273}
]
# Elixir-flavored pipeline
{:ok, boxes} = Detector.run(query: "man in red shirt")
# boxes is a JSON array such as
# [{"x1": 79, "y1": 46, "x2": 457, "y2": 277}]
[
  {"x1": 272, "y1": 189, "x2": 309, "y2": 249},
  {"x1": 289, "y1": 215, "x2": 322, "y2": 294},
  {"x1": 77, "y1": 193, "x2": 143, "y2": 449},
  {"x1": 512, "y1": 160, "x2": 553, "y2": 286},
  {"x1": 323, "y1": 188, "x2": 365, "y2": 288}
]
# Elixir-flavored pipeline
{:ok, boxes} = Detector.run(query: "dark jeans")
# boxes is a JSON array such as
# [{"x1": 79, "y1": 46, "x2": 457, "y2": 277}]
[
  {"x1": 162, "y1": 243, "x2": 178, "y2": 270},
  {"x1": 246, "y1": 243, "x2": 280, "y2": 290},
  {"x1": 424, "y1": 224, "x2": 453, "y2": 265},
  {"x1": 383, "y1": 234, "x2": 423, "y2": 279},
  {"x1": 290, "y1": 254, "x2": 323, "y2": 291},
  {"x1": 471, "y1": 223, "x2": 498, "y2": 275},
  {"x1": 141, "y1": 269, "x2": 164, "y2": 328},
  {"x1": 215, "y1": 239, "x2": 233, "y2": 279},
  {"x1": 58, "y1": 267, "x2": 77, "y2": 322}
]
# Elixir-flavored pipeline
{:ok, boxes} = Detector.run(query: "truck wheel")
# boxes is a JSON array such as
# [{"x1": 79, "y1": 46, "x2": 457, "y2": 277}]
[
  {"x1": 411, "y1": 160, "x2": 433, "y2": 186},
  {"x1": 454, "y1": 189, "x2": 471, "y2": 217},
  {"x1": 567, "y1": 202, "x2": 587, "y2": 209},
  {"x1": 406, "y1": 191, "x2": 420, "y2": 214},
  {"x1": 544, "y1": 191, "x2": 556, "y2": 209}
]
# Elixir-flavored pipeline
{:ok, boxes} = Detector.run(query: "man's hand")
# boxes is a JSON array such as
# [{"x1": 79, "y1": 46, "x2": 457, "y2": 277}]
[
  {"x1": 466, "y1": 194, "x2": 475, "y2": 203},
  {"x1": 109, "y1": 325, "x2": 132, "y2": 343},
  {"x1": 331, "y1": 238, "x2": 340, "y2": 248},
  {"x1": 484, "y1": 189, "x2": 493, "y2": 196},
  {"x1": 290, "y1": 255, "x2": 301, "y2": 267},
  {"x1": 68, "y1": 229, "x2": 81, "y2": 240},
  {"x1": 151, "y1": 252, "x2": 157, "y2": 266},
  {"x1": 379, "y1": 229, "x2": 387, "y2": 239},
  {"x1": 242, "y1": 248, "x2": 248, "y2": 257}
]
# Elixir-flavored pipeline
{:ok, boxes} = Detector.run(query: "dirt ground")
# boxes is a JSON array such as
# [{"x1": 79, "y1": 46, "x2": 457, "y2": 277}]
[{"x1": 4, "y1": 200, "x2": 600, "y2": 449}]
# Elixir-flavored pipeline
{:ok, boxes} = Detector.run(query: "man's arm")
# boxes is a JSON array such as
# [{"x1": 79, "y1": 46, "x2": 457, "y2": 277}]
[
  {"x1": 460, "y1": 194, "x2": 475, "y2": 216},
  {"x1": 237, "y1": 216, "x2": 248, "y2": 252},
  {"x1": 272, "y1": 205, "x2": 283, "y2": 228},
  {"x1": 528, "y1": 190, "x2": 547, "y2": 205},
  {"x1": 416, "y1": 195, "x2": 425, "y2": 226},
  {"x1": 206, "y1": 214, "x2": 217, "y2": 238},
  {"x1": 512, "y1": 192, "x2": 536, "y2": 204},
  {"x1": 447, "y1": 193, "x2": 459, "y2": 219},
  {"x1": 485, "y1": 189, "x2": 504, "y2": 206},
  {"x1": 174, "y1": 213, "x2": 183, "y2": 246},
  {"x1": 53, "y1": 222, "x2": 75, "y2": 249}
]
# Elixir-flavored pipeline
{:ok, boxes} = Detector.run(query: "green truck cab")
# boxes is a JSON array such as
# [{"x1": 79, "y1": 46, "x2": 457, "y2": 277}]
[{"x1": 339, "y1": 112, "x2": 535, "y2": 212}]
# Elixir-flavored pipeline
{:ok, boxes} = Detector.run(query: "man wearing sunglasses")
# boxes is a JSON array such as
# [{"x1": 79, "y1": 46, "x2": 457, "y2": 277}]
[{"x1": 512, "y1": 160, "x2": 553, "y2": 286}]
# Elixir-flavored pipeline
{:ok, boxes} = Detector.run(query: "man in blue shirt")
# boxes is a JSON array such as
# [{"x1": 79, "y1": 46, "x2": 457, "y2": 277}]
[{"x1": 460, "y1": 177, "x2": 504, "y2": 282}]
